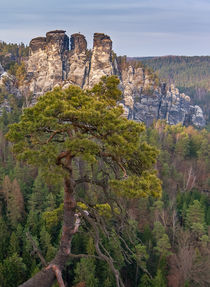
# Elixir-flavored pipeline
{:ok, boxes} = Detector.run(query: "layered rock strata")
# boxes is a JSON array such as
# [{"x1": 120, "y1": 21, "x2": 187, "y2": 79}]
[{"x1": 19, "y1": 30, "x2": 205, "y2": 127}]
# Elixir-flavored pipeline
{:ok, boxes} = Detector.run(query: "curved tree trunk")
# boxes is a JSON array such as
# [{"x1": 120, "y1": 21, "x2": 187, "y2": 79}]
[{"x1": 19, "y1": 177, "x2": 76, "y2": 287}]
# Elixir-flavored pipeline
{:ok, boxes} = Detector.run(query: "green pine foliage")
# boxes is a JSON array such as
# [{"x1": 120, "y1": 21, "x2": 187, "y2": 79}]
[
  {"x1": 0, "y1": 253, "x2": 27, "y2": 287},
  {"x1": 152, "y1": 269, "x2": 166, "y2": 287},
  {"x1": 186, "y1": 200, "x2": 206, "y2": 237},
  {"x1": 74, "y1": 258, "x2": 99, "y2": 287}
]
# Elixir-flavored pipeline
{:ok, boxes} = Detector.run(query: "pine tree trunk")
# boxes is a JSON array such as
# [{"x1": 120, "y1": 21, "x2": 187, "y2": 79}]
[{"x1": 19, "y1": 177, "x2": 76, "y2": 287}]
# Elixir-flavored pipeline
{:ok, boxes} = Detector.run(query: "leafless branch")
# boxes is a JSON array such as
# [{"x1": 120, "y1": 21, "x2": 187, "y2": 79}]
[
  {"x1": 69, "y1": 253, "x2": 101, "y2": 260},
  {"x1": 78, "y1": 207, "x2": 125, "y2": 287},
  {"x1": 26, "y1": 232, "x2": 47, "y2": 267}
]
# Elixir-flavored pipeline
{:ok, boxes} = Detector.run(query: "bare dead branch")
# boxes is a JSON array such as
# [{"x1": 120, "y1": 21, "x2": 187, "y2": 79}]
[
  {"x1": 78, "y1": 207, "x2": 125, "y2": 287},
  {"x1": 26, "y1": 232, "x2": 47, "y2": 267},
  {"x1": 69, "y1": 253, "x2": 101, "y2": 260}
]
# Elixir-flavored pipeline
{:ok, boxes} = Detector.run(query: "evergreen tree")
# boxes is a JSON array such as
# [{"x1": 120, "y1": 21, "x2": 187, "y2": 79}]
[
  {"x1": 7, "y1": 178, "x2": 24, "y2": 227},
  {"x1": 139, "y1": 274, "x2": 152, "y2": 287},
  {"x1": 8, "y1": 231, "x2": 20, "y2": 256},
  {"x1": 74, "y1": 258, "x2": 99, "y2": 287},
  {"x1": 7, "y1": 76, "x2": 161, "y2": 287},
  {"x1": 186, "y1": 200, "x2": 205, "y2": 237},
  {"x1": 152, "y1": 269, "x2": 166, "y2": 287},
  {"x1": 0, "y1": 218, "x2": 9, "y2": 261},
  {"x1": 2, "y1": 175, "x2": 11, "y2": 203},
  {"x1": 0, "y1": 253, "x2": 27, "y2": 287}
]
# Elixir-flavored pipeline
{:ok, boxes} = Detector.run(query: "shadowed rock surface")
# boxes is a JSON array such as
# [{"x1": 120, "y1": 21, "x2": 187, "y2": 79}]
[
  {"x1": 29, "y1": 37, "x2": 46, "y2": 52},
  {"x1": 71, "y1": 33, "x2": 87, "y2": 54}
]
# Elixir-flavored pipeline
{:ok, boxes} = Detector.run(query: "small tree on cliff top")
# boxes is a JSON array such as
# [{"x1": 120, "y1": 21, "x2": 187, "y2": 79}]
[{"x1": 7, "y1": 76, "x2": 161, "y2": 287}]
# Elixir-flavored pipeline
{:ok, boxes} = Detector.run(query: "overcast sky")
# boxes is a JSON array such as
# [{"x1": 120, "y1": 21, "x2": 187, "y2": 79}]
[{"x1": 0, "y1": 0, "x2": 210, "y2": 56}]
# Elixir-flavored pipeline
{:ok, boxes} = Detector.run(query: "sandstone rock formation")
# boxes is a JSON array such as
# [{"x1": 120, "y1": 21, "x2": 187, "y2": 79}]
[
  {"x1": 86, "y1": 33, "x2": 115, "y2": 87},
  {"x1": 26, "y1": 30, "x2": 69, "y2": 100},
  {"x1": 17, "y1": 30, "x2": 205, "y2": 127},
  {"x1": 67, "y1": 33, "x2": 88, "y2": 87},
  {"x1": 0, "y1": 63, "x2": 21, "y2": 97},
  {"x1": 0, "y1": 63, "x2": 22, "y2": 115}
]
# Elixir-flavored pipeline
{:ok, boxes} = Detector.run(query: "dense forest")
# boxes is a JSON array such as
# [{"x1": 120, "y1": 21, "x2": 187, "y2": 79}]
[
  {"x1": 133, "y1": 56, "x2": 210, "y2": 123},
  {"x1": 0, "y1": 74, "x2": 209, "y2": 287},
  {"x1": 0, "y1": 42, "x2": 209, "y2": 286}
]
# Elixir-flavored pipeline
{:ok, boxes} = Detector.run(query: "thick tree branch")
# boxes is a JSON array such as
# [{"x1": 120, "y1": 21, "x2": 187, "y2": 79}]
[
  {"x1": 46, "y1": 130, "x2": 63, "y2": 143},
  {"x1": 46, "y1": 265, "x2": 65, "y2": 287},
  {"x1": 56, "y1": 151, "x2": 70, "y2": 165},
  {"x1": 56, "y1": 151, "x2": 74, "y2": 173}
]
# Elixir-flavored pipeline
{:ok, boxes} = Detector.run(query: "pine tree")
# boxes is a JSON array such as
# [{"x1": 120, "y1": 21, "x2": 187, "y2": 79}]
[
  {"x1": 28, "y1": 170, "x2": 49, "y2": 212},
  {"x1": 8, "y1": 231, "x2": 20, "y2": 256},
  {"x1": 7, "y1": 178, "x2": 24, "y2": 227},
  {"x1": 139, "y1": 274, "x2": 152, "y2": 287},
  {"x1": 152, "y1": 269, "x2": 166, "y2": 287},
  {"x1": 7, "y1": 76, "x2": 162, "y2": 287},
  {"x1": 0, "y1": 218, "x2": 9, "y2": 261},
  {"x1": 0, "y1": 253, "x2": 27, "y2": 287},
  {"x1": 2, "y1": 175, "x2": 11, "y2": 203},
  {"x1": 39, "y1": 226, "x2": 57, "y2": 261},
  {"x1": 186, "y1": 200, "x2": 205, "y2": 237},
  {"x1": 74, "y1": 258, "x2": 99, "y2": 287}
]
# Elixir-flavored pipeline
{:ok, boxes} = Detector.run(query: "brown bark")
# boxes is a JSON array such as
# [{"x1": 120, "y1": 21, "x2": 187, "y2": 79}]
[
  {"x1": 19, "y1": 173, "x2": 76, "y2": 287},
  {"x1": 46, "y1": 265, "x2": 65, "y2": 287}
]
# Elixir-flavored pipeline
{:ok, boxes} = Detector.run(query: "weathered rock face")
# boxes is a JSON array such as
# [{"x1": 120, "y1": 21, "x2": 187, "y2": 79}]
[
  {"x1": 70, "y1": 33, "x2": 87, "y2": 53},
  {"x1": 20, "y1": 30, "x2": 206, "y2": 128},
  {"x1": 0, "y1": 64, "x2": 21, "y2": 98},
  {"x1": 29, "y1": 37, "x2": 46, "y2": 52},
  {"x1": 25, "y1": 30, "x2": 69, "y2": 101},
  {"x1": 67, "y1": 34, "x2": 89, "y2": 87},
  {"x1": 0, "y1": 63, "x2": 21, "y2": 115},
  {"x1": 85, "y1": 33, "x2": 115, "y2": 87}
]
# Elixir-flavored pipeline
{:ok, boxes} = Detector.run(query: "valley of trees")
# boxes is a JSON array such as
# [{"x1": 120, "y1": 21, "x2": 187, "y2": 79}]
[
  {"x1": 134, "y1": 56, "x2": 210, "y2": 124},
  {"x1": 0, "y1": 76, "x2": 209, "y2": 287}
]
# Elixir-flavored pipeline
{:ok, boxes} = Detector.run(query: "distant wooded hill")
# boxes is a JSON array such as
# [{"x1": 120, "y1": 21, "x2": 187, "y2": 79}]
[{"x1": 132, "y1": 56, "x2": 210, "y2": 123}]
